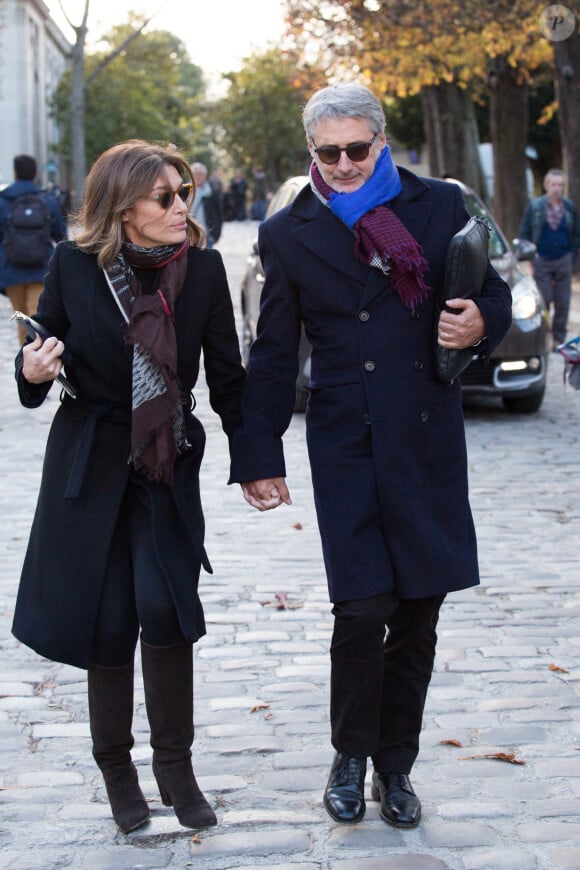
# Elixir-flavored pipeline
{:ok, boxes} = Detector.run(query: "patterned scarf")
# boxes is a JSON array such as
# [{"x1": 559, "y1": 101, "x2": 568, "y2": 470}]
[
  {"x1": 309, "y1": 144, "x2": 431, "y2": 310},
  {"x1": 105, "y1": 239, "x2": 190, "y2": 485}
]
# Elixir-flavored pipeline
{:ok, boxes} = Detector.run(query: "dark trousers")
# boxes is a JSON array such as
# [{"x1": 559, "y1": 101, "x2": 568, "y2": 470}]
[
  {"x1": 533, "y1": 252, "x2": 573, "y2": 344},
  {"x1": 91, "y1": 481, "x2": 184, "y2": 667},
  {"x1": 330, "y1": 591, "x2": 445, "y2": 774}
]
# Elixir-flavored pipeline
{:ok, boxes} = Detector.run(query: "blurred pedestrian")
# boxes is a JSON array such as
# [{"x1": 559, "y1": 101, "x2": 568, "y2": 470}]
[
  {"x1": 519, "y1": 168, "x2": 580, "y2": 349},
  {"x1": 190, "y1": 162, "x2": 223, "y2": 247},
  {"x1": 11, "y1": 140, "x2": 245, "y2": 834},
  {"x1": 209, "y1": 170, "x2": 224, "y2": 209},
  {"x1": 250, "y1": 166, "x2": 267, "y2": 221},
  {"x1": 229, "y1": 170, "x2": 248, "y2": 221},
  {"x1": 0, "y1": 154, "x2": 66, "y2": 344},
  {"x1": 230, "y1": 83, "x2": 511, "y2": 830}
]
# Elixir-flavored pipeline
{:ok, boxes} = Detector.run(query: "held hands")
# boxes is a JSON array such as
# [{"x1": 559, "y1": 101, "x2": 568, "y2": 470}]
[
  {"x1": 22, "y1": 334, "x2": 65, "y2": 384},
  {"x1": 241, "y1": 477, "x2": 292, "y2": 512},
  {"x1": 438, "y1": 298, "x2": 486, "y2": 349}
]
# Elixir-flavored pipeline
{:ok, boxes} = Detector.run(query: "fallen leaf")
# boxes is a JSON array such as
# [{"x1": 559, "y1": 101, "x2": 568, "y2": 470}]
[
  {"x1": 261, "y1": 592, "x2": 304, "y2": 610},
  {"x1": 440, "y1": 738, "x2": 463, "y2": 747},
  {"x1": 292, "y1": 522, "x2": 303, "y2": 530},
  {"x1": 34, "y1": 679, "x2": 56, "y2": 696},
  {"x1": 549, "y1": 663, "x2": 570, "y2": 674},
  {"x1": 264, "y1": 712, "x2": 273, "y2": 720},
  {"x1": 191, "y1": 834, "x2": 202, "y2": 844},
  {"x1": 459, "y1": 752, "x2": 525, "y2": 765},
  {"x1": 250, "y1": 703, "x2": 270, "y2": 713}
]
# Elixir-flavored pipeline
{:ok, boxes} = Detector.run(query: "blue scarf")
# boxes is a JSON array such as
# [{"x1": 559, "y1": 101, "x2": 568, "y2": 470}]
[{"x1": 326, "y1": 144, "x2": 402, "y2": 226}]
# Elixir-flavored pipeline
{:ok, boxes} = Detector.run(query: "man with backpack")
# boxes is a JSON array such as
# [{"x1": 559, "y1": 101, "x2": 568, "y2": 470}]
[{"x1": 0, "y1": 154, "x2": 67, "y2": 344}]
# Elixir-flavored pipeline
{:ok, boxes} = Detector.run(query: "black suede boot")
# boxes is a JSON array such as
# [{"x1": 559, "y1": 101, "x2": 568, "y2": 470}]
[
  {"x1": 88, "y1": 661, "x2": 150, "y2": 834},
  {"x1": 140, "y1": 638, "x2": 217, "y2": 829}
]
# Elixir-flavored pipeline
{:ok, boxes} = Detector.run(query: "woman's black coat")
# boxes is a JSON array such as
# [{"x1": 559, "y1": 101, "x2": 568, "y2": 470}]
[
  {"x1": 12, "y1": 242, "x2": 245, "y2": 669},
  {"x1": 230, "y1": 170, "x2": 512, "y2": 603}
]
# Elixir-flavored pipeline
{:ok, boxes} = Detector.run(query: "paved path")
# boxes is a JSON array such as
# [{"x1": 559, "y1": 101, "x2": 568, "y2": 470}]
[{"x1": 1, "y1": 222, "x2": 580, "y2": 870}]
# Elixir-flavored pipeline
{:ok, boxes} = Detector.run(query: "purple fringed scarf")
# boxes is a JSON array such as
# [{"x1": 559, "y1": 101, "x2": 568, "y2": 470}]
[
  {"x1": 310, "y1": 149, "x2": 431, "y2": 311},
  {"x1": 105, "y1": 239, "x2": 190, "y2": 486}
]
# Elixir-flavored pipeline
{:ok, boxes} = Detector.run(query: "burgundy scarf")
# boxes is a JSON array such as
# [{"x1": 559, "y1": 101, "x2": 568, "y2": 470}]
[
  {"x1": 105, "y1": 239, "x2": 190, "y2": 485},
  {"x1": 310, "y1": 161, "x2": 431, "y2": 311}
]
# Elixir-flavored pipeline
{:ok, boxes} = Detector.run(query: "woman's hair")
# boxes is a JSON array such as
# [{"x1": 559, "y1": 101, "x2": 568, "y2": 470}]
[
  {"x1": 302, "y1": 83, "x2": 386, "y2": 142},
  {"x1": 74, "y1": 140, "x2": 204, "y2": 267}
]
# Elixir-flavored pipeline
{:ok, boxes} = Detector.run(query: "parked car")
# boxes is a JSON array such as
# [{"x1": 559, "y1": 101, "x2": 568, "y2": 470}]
[{"x1": 240, "y1": 175, "x2": 550, "y2": 414}]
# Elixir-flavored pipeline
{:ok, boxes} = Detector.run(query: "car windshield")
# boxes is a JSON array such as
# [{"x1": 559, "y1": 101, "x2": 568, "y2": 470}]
[{"x1": 462, "y1": 192, "x2": 509, "y2": 258}]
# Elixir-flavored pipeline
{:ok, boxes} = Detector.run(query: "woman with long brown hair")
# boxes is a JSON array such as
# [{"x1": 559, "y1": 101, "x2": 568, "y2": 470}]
[{"x1": 11, "y1": 140, "x2": 245, "y2": 834}]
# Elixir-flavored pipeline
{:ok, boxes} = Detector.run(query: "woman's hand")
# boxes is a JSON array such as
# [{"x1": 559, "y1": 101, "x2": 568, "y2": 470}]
[
  {"x1": 22, "y1": 335, "x2": 65, "y2": 384},
  {"x1": 438, "y1": 298, "x2": 486, "y2": 349},
  {"x1": 241, "y1": 477, "x2": 292, "y2": 511}
]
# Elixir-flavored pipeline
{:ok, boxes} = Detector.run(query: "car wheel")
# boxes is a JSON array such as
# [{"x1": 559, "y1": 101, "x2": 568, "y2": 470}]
[
  {"x1": 502, "y1": 388, "x2": 545, "y2": 414},
  {"x1": 294, "y1": 387, "x2": 308, "y2": 413}
]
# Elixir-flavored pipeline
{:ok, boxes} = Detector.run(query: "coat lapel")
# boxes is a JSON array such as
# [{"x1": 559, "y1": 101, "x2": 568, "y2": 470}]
[{"x1": 290, "y1": 189, "x2": 370, "y2": 286}]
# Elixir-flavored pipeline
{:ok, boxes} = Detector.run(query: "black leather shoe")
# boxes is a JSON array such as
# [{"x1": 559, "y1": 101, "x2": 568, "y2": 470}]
[
  {"x1": 371, "y1": 771, "x2": 421, "y2": 828},
  {"x1": 323, "y1": 752, "x2": 367, "y2": 823}
]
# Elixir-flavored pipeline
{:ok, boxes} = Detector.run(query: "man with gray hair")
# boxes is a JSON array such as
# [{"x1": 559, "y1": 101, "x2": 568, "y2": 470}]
[
  {"x1": 190, "y1": 162, "x2": 223, "y2": 248},
  {"x1": 230, "y1": 83, "x2": 511, "y2": 828}
]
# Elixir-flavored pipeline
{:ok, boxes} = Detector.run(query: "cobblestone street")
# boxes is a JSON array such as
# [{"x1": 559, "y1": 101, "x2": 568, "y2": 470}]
[{"x1": 1, "y1": 220, "x2": 580, "y2": 870}]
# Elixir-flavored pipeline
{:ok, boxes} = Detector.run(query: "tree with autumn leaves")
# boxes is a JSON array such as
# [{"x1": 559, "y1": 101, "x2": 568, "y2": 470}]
[
  {"x1": 211, "y1": 51, "x2": 326, "y2": 190},
  {"x1": 283, "y1": 0, "x2": 577, "y2": 242}
]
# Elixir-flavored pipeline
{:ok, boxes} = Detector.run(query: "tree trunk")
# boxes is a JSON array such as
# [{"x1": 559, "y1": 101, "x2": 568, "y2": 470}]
[
  {"x1": 487, "y1": 55, "x2": 529, "y2": 243},
  {"x1": 420, "y1": 83, "x2": 487, "y2": 199},
  {"x1": 70, "y1": 2, "x2": 90, "y2": 212},
  {"x1": 553, "y1": 29, "x2": 580, "y2": 208}
]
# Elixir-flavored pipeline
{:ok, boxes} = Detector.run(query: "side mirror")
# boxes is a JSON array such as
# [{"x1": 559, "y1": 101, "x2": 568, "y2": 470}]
[{"x1": 512, "y1": 238, "x2": 537, "y2": 262}]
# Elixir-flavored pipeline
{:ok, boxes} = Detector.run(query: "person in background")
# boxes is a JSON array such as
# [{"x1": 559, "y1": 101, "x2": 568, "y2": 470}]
[
  {"x1": 209, "y1": 170, "x2": 224, "y2": 214},
  {"x1": 519, "y1": 168, "x2": 580, "y2": 349},
  {"x1": 11, "y1": 140, "x2": 246, "y2": 834},
  {"x1": 190, "y1": 162, "x2": 223, "y2": 248},
  {"x1": 229, "y1": 169, "x2": 248, "y2": 221},
  {"x1": 0, "y1": 154, "x2": 66, "y2": 344},
  {"x1": 250, "y1": 166, "x2": 267, "y2": 221},
  {"x1": 230, "y1": 83, "x2": 511, "y2": 830}
]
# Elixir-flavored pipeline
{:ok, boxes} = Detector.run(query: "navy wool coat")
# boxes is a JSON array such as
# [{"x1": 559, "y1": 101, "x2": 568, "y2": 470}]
[
  {"x1": 12, "y1": 242, "x2": 245, "y2": 669},
  {"x1": 229, "y1": 169, "x2": 512, "y2": 603}
]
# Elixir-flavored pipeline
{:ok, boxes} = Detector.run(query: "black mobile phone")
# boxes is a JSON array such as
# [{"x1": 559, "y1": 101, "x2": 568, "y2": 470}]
[{"x1": 10, "y1": 311, "x2": 77, "y2": 399}]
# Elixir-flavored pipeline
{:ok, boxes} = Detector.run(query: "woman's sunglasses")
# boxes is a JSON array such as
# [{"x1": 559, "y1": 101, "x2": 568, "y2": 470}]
[
  {"x1": 313, "y1": 134, "x2": 378, "y2": 166},
  {"x1": 146, "y1": 183, "x2": 193, "y2": 210}
]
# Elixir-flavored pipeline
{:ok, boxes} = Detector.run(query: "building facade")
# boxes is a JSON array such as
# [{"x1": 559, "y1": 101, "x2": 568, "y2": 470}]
[{"x1": 0, "y1": 0, "x2": 70, "y2": 187}]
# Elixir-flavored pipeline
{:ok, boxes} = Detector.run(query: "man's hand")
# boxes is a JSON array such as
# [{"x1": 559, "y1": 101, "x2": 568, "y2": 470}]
[
  {"x1": 22, "y1": 335, "x2": 65, "y2": 384},
  {"x1": 241, "y1": 477, "x2": 292, "y2": 511},
  {"x1": 438, "y1": 298, "x2": 486, "y2": 349}
]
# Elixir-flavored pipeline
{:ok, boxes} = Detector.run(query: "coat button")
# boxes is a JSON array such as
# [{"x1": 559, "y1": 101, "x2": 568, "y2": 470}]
[
  {"x1": 364, "y1": 361, "x2": 376, "y2": 372},
  {"x1": 415, "y1": 360, "x2": 424, "y2": 371},
  {"x1": 419, "y1": 410, "x2": 430, "y2": 423},
  {"x1": 359, "y1": 310, "x2": 370, "y2": 321},
  {"x1": 411, "y1": 309, "x2": 420, "y2": 319}
]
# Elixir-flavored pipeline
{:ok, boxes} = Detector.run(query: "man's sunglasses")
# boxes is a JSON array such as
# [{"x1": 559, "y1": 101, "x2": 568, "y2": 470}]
[
  {"x1": 146, "y1": 183, "x2": 193, "y2": 210},
  {"x1": 312, "y1": 134, "x2": 378, "y2": 165}
]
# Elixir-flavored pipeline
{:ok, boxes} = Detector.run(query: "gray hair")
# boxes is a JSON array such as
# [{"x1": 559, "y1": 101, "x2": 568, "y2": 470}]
[
  {"x1": 302, "y1": 83, "x2": 386, "y2": 141},
  {"x1": 191, "y1": 161, "x2": 208, "y2": 178}
]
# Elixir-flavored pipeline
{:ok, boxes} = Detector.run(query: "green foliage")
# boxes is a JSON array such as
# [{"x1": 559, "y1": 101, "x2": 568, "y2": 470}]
[
  {"x1": 383, "y1": 94, "x2": 424, "y2": 152},
  {"x1": 212, "y1": 50, "x2": 323, "y2": 188},
  {"x1": 52, "y1": 17, "x2": 209, "y2": 169}
]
